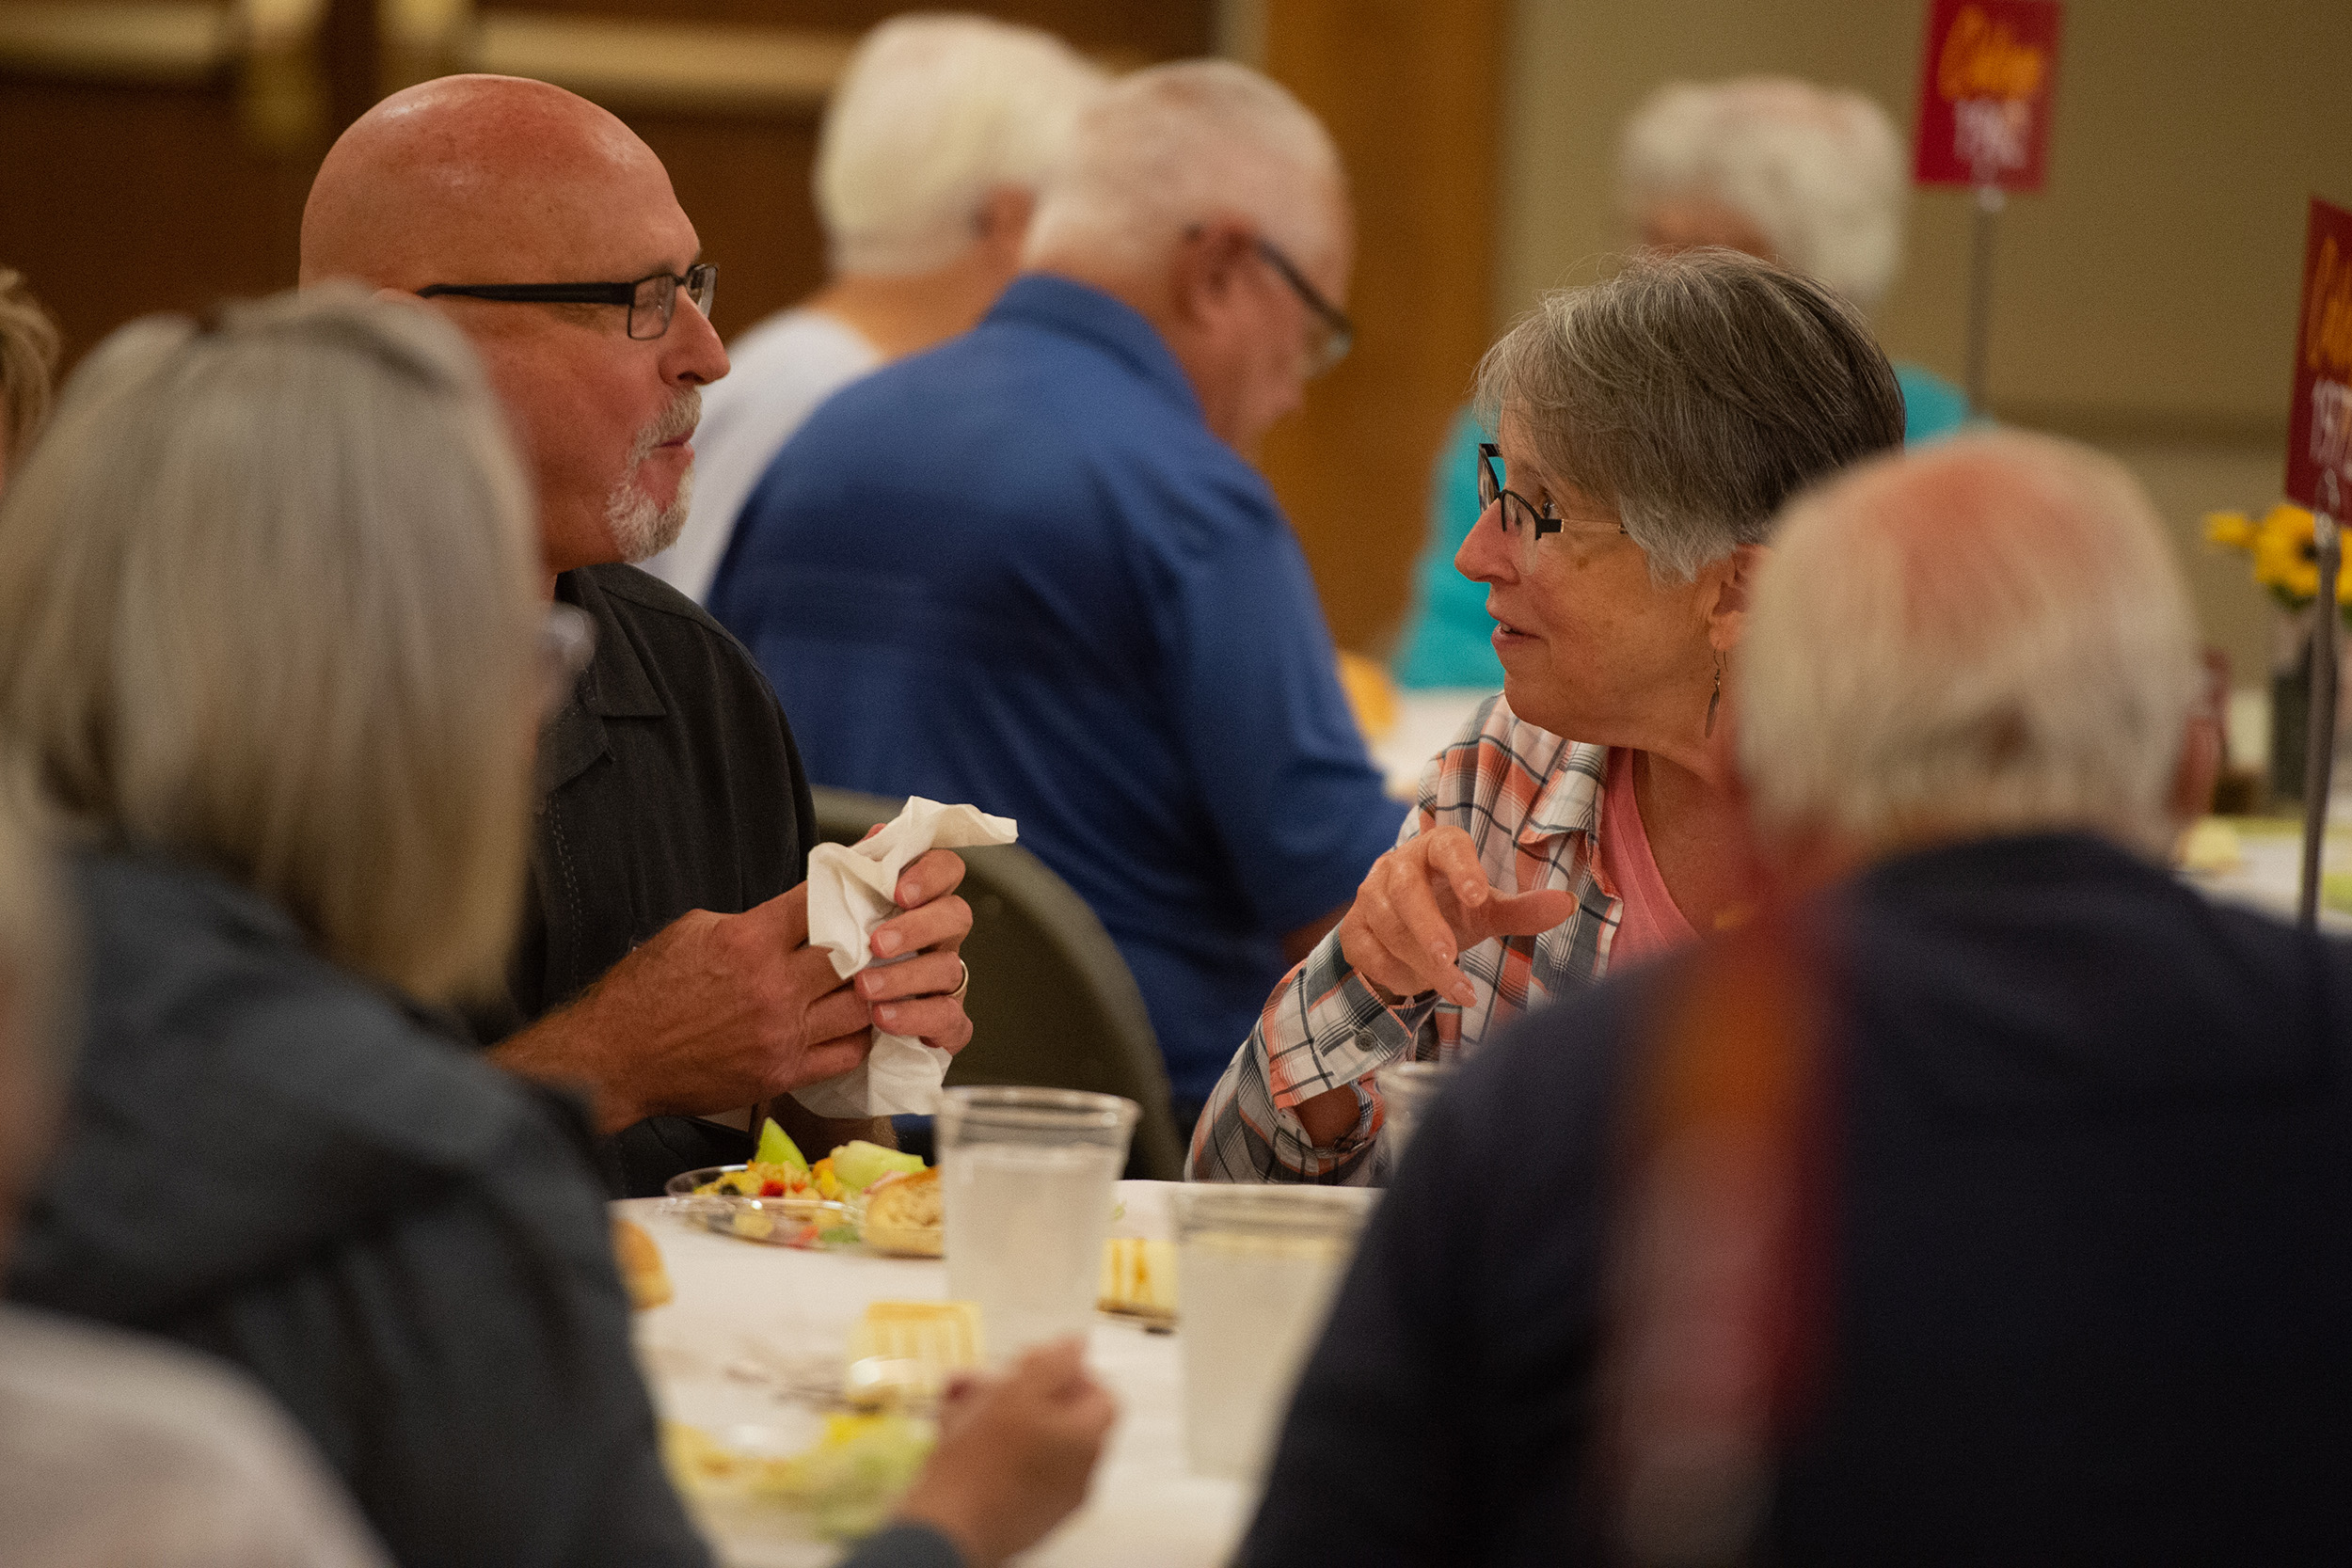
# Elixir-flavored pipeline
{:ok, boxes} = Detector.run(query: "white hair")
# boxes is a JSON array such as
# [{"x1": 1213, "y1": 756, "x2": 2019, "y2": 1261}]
[
  {"x1": 1620, "y1": 77, "x2": 1906, "y2": 309},
  {"x1": 1740, "y1": 434, "x2": 2205, "y2": 858},
  {"x1": 1023, "y1": 59, "x2": 1343, "y2": 272},
  {"x1": 816, "y1": 13, "x2": 1109, "y2": 277}
]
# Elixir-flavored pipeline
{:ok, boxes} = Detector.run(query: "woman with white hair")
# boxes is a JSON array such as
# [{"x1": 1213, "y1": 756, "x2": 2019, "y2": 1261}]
[
  {"x1": 1191, "y1": 248, "x2": 1904, "y2": 1182},
  {"x1": 0, "y1": 291, "x2": 1112, "y2": 1568},
  {"x1": 1394, "y1": 75, "x2": 1962, "y2": 690},
  {"x1": 645, "y1": 13, "x2": 1108, "y2": 600}
]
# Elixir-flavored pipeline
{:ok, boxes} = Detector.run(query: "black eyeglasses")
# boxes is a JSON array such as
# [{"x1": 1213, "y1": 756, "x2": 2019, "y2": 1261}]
[
  {"x1": 418, "y1": 263, "x2": 717, "y2": 341},
  {"x1": 1477, "y1": 442, "x2": 1630, "y2": 565},
  {"x1": 1477, "y1": 441, "x2": 1563, "y2": 544},
  {"x1": 1253, "y1": 238, "x2": 1353, "y2": 376}
]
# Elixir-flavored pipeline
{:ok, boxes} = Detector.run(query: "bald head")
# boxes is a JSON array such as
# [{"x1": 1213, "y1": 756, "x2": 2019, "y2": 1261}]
[
  {"x1": 1739, "y1": 433, "x2": 2208, "y2": 860},
  {"x1": 302, "y1": 75, "x2": 675, "y2": 291},
  {"x1": 300, "y1": 75, "x2": 727, "y2": 576}
]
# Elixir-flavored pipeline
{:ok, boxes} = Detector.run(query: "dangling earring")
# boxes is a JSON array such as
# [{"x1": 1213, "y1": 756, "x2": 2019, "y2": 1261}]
[{"x1": 1704, "y1": 653, "x2": 1723, "y2": 738}]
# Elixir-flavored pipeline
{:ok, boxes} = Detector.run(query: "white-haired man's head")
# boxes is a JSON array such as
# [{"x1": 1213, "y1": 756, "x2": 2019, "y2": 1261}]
[
  {"x1": 1025, "y1": 58, "x2": 1343, "y2": 273},
  {"x1": 1620, "y1": 76, "x2": 1906, "y2": 310},
  {"x1": 816, "y1": 13, "x2": 1107, "y2": 277},
  {"x1": 1024, "y1": 59, "x2": 1351, "y2": 455},
  {"x1": 1739, "y1": 434, "x2": 2214, "y2": 864}
]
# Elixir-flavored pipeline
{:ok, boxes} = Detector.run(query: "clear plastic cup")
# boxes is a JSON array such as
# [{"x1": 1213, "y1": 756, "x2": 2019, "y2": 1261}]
[
  {"x1": 1172, "y1": 1184, "x2": 1376, "y2": 1481},
  {"x1": 935, "y1": 1086, "x2": 1137, "y2": 1361},
  {"x1": 1375, "y1": 1059, "x2": 1454, "y2": 1171}
]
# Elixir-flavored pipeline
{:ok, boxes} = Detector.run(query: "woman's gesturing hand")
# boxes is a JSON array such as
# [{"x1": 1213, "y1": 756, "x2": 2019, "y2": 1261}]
[{"x1": 1338, "y1": 826, "x2": 1577, "y2": 1006}]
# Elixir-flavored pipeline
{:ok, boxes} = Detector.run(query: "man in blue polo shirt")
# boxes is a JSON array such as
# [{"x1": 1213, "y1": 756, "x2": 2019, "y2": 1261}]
[{"x1": 709, "y1": 60, "x2": 1406, "y2": 1133}]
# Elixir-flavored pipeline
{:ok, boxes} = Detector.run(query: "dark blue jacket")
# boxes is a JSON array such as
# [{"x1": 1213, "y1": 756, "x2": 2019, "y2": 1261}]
[
  {"x1": 1245, "y1": 832, "x2": 2352, "y2": 1565},
  {"x1": 8, "y1": 851, "x2": 711, "y2": 1568}
]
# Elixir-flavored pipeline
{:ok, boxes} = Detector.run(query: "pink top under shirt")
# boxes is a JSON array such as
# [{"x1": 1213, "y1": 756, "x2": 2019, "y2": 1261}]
[{"x1": 1599, "y1": 745, "x2": 1698, "y2": 965}]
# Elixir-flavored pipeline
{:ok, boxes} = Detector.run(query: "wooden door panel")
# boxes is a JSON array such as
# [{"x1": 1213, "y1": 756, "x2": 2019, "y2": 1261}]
[
  {"x1": 0, "y1": 0, "x2": 1210, "y2": 366},
  {"x1": 0, "y1": 74, "x2": 311, "y2": 359}
]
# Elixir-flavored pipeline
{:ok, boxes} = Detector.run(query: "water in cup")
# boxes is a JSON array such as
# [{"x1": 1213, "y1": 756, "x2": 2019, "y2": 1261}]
[
  {"x1": 934, "y1": 1086, "x2": 1137, "y2": 1362},
  {"x1": 1173, "y1": 1185, "x2": 1375, "y2": 1481},
  {"x1": 944, "y1": 1142, "x2": 1123, "y2": 1356},
  {"x1": 1376, "y1": 1058, "x2": 1453, "y2": 1179}
]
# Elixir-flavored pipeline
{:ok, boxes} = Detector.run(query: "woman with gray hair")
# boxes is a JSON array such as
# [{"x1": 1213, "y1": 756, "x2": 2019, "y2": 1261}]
[
  {"x1": 1394, "y1": 76, "x2": 1960, "y2": 690},
  {"x1": 0, "y1": 285, "x2": 1122, "y2": 1568},
  {"x1": 1191, "y1": 249, "x2": 1903, "y2": 1183},
  {"x1": 0, "y1": 287, "x2": 704, "y2": 1567}
]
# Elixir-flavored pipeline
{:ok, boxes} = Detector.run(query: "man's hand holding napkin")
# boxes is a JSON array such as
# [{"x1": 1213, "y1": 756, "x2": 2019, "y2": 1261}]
[
  {"x1": 794, "y1": 798, "x2": 1020, "y2": 1117},
  {"x1": 490, "y1": 806, "x2": 984, "y2": 1134}
]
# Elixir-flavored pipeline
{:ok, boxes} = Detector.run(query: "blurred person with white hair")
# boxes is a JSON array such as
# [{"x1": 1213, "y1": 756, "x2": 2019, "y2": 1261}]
[
  {"x1": 1242, "y1": 433, "x2": 2352, "y2": 1565},
  {"x1": 1394, "y1": 75, "x2": 1964, "y2": 691},
  {"x1": 641, "y1": 14, "x2": 1106, "y2": 602},
  {"x1": 710, "y1": 60, "x2": 1406, "y2": 1136},
  {"x1": 0, "y1": 802, "x2": 389, "y2": 1568},
  {"x1": 1193, "y1": 249, "x2": 1903, "y2": 1184}
]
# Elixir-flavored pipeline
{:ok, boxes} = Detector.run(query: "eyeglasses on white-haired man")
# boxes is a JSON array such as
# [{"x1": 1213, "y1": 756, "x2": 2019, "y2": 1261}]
[{"x1": 1237, "y1": 433, "x2": 2352, "y2": 1568}]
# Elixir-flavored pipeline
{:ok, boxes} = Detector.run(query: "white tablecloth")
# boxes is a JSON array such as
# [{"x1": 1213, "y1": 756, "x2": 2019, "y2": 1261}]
[{"x1": 617, "y1": 1180, "x2": 1248, "y2": 1568}]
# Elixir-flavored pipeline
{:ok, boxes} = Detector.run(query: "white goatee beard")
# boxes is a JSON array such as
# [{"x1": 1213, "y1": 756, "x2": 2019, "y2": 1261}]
[
  {"x1": 607, "y1": 388, "x2": 700, "y2": 563},
  {"x1": 608, "y1": 464, "x2": 692, "y2": 563}
]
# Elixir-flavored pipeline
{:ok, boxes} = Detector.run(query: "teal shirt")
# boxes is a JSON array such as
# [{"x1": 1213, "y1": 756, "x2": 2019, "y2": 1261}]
[
  {"x1": 1390, "y1": 407, "x2": 1502, "y2": 689},
  {"x1": 1389, "y1": 365, "x2": 1970, "y2": 691}
]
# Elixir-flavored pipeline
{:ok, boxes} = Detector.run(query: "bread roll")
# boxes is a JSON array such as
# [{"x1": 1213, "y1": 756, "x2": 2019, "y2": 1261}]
[
  {"x1": 861, "y1": 1167, "x2": 944, "y2": 1257},
  {"x1": 612, "y1": 1216, "x2": 674, "y2": 1309}
]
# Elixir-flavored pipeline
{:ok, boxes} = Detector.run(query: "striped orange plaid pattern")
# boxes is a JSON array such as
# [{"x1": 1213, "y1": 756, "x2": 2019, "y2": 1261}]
[{"x1": 1188, "y1": 696, "x2": 1624, "y2": 1183}]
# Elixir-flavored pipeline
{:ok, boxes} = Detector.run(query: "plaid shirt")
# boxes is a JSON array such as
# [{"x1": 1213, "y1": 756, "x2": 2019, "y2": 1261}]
[{"x1": 1187, "y1": 696, "x2": 1621, "y2": 1183}]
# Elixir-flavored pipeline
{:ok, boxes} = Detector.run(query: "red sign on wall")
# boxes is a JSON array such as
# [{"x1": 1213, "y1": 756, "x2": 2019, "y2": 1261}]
[
  {"x1": 2288, "y1": 197, "x2": 2352, "y2": 514},
  {"x1": 1912, "y1": 0, "x2": 2063, "y2": 191}
]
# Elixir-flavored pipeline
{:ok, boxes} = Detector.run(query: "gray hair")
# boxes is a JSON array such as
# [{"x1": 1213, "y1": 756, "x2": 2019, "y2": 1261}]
[
  {"x1": 817, "y1": 13, "x2": 1109, "y2": 277},
  {"x1": 1740, "y1": 433, "x2": 2205, "y2": 857},
  {"x1": 0, "y1": 286, "x2": 542, "y2": 1004},
  {"x1": 0, "y1": 267, "x2": 60, "y2": 476},
  {"x1": 1023, "y1": 58, "x2": 1343, "y2": 273},
  {"x1": 1475, "y1": 249, "x2": 1904, "y2": 583},
  {"x1": 1619, "y1": 77, "x2": 1908, "y2": 309}
]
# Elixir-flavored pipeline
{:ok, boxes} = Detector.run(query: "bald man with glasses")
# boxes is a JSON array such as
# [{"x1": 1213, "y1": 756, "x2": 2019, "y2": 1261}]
[{"x1": 300, "y1": 74, "x2": 976, "y2": 1194}]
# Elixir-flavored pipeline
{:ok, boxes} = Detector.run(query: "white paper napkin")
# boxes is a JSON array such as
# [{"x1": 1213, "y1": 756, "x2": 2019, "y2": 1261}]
[{"x1": 790, "y1": 797, "x2": 1020, "y2": 1117}]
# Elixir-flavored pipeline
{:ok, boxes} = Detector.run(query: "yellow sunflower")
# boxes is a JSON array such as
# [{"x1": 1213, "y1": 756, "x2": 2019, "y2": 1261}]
[
  {"x1": 2203, "y1": 509, "x2": 2256, "y2": 549},
  {"x1": 2206, "y1": 503, "x2": 2348, "y2": 610}
]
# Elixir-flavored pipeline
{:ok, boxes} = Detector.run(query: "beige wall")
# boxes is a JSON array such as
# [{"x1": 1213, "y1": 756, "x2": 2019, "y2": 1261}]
[{"x1": 1498, "y1": 0, "x2": 2352, "y2": 684}]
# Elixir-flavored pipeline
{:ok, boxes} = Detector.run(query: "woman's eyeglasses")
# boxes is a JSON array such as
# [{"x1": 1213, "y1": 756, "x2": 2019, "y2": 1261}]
[{"x1": 1476, "y1": 442, "x2": 1628, "y2": 563}]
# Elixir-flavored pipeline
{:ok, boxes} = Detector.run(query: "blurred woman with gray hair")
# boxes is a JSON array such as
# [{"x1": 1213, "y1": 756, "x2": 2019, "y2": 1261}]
[
  {"x1": 0, "y1": 287, "x2": 718, "y2": 1568},
  {"x1": 1394, "y1": 76, "x2": 1962, "y2": 690},
  {"x1": 1192, "y1": 248, "x2": 1903, "y2": 1182}
]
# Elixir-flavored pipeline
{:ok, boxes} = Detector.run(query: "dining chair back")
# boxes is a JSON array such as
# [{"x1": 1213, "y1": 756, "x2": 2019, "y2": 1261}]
[{"x1": 808, "y1": 786, "x2": 1187, "y2": 1180}]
